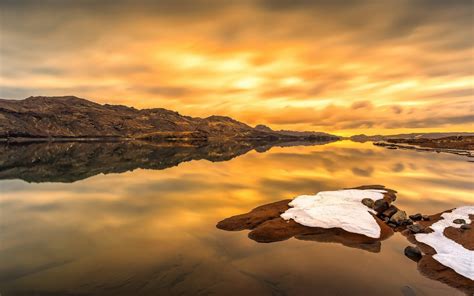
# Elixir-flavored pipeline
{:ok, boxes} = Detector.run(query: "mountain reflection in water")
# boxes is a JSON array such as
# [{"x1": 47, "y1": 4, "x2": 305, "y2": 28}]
[
  {"x1": 0, "y1": 140, "x2": 472, "y2": 296},
  {"x1": 0, "y1": 139, "x2": 335, "y2": 183}
]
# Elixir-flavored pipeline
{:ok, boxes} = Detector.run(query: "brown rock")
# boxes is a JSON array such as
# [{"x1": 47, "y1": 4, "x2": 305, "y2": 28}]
[
  {"x1": 361, "y1": 198, "x2": 374, "y2": 208},
  {"x1": 390, "y1": 210, "x2": 408, "y2": 225},
  {"x1": 453, "y1": 219, "x2": 466, "y2": 224},
  {"x1": 217, "y1": 185, "x2": 397, "y2": 252},
  {"x1": 382, "y1": 205, "x2": 398, "y2": 218},
  {"x1": 402, "y1": 211, "x2": 474, "y2": 295},
  {"x1": 374, "y1": 199, "x2": 389, "y2": 213},
  {"x1": 404, "y1": 246, "x2": 422, "y2": 262},
  {"x1": 443, "y1": 215, "x2": 474, "y2": 250},
  {"x1": 407, "y1": 224, "x2": 425, "y2": 234},
  {"x1": 409, "y1": 213, "x2": 422, "y2": 221},
  {"x1": 216, "y1": 199, "x2": 291, "y2": 231},
  {"x1": 418, "y1": 255, "x2": 474, "y2": 295}
]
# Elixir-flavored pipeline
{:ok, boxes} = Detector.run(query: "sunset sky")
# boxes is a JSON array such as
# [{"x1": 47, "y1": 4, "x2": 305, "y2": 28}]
[{"x1": 1, "y1": 0, "x2": 473, "y2": 135}]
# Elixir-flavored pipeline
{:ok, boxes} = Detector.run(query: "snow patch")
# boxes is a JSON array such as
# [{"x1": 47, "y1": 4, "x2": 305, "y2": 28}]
[
  {"x1": 415, "y1": 206, "x2": 474, "y2": 280},
  {"x1": 280, "y1": 189, "x2": 386, "y2": 238}
]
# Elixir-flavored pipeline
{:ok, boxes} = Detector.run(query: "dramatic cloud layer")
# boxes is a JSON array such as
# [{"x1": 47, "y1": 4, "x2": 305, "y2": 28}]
[{"x1": 0, "y1": 0, "x2": 473, "y2": 135}]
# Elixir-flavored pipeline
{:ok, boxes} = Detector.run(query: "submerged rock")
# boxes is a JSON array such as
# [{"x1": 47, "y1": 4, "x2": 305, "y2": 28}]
[
  {"x1": 407, "y1": 224, "x2": 425, "y2": 234},
  {"x1": 409, "y1": 213, "x2": 422, "y2": 221},
  {"x1": 404, "y1": 246, "x2": 422, "y2": 262}
]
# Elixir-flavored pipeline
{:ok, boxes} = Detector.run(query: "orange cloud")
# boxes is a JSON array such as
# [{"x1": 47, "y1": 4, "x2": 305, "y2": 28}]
[{"x1": 0, "y1": 0, "x2": 472, "y2": 135}]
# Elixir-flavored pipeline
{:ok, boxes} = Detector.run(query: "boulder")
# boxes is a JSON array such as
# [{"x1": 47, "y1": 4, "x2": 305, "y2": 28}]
[
  {"x1": 409, "y1": 213, "x2": 422, "y2": 221},
  {"x1": 407, "y1": 224, "x2": 424, "y2": 234},
  {"x1": 382, "y1": 205, "x2": 398, "y2": 218},
  {"x1": 361, "y1": 198, "x2": 374, "y2": 208},
  {"x1": 404, "y1": 246, "x2": 422, "y2": 262},
  {"x1": 374, "y1": 199, "x2": 389, "y2": 213},
  {"x1": 390, "y1": 210, "x2": 408, "y2": 225}
]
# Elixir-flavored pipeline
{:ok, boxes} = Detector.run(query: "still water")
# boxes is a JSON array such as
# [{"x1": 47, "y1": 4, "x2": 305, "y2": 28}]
[{"x1": 0, "y1": 140, "x2": 472, "y2": 295}]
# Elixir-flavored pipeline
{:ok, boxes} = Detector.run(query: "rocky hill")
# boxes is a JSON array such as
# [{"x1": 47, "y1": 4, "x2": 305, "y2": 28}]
[
  {"x1": 0, "y1": 96, "x2": 340, "y2": 142},
  {"x1": 350, "y1": 132, "x2": 474, "y2": 143}
]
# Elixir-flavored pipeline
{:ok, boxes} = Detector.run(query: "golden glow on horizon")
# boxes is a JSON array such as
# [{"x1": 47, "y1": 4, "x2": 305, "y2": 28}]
[{"x1": 0, "y1": 1, "x2": 472, "y2": 135}]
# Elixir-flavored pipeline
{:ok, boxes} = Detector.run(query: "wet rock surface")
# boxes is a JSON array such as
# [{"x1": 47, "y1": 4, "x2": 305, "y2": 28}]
[
  {"x1": 218, "y1": 185, "x2": 473, "y2": 295},
  {"x1": 403, "y1": 212, "x2": 474, "y2": 295},
  {"x1": 404, "y1": 246, "x2": 422, "y2": 262},
  {"x1": 217, "y1": 185, "x2": 395, "y2": 252},
  {"x1": 407, "y1": 224, "x2": 425, "y2": 234},
  {"x1": 373, "y1": 199, "x2": 389, "y2": 213},
  {"x1": 409, "y1": 213, "x2": 422, "y2": 221},
  {"x1": 390, "y1": 210, "x2": 408, "y2": 225}
]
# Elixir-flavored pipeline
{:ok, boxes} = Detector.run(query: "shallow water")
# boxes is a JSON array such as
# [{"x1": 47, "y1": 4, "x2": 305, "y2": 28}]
[{"x1": 0, "y1": 140, "x2": 472, "y2": 295}]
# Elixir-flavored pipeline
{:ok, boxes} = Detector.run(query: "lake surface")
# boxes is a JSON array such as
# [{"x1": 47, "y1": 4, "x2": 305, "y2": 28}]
[{"x1": 0, "y1": 140, "x2": 472, "y2": 295}]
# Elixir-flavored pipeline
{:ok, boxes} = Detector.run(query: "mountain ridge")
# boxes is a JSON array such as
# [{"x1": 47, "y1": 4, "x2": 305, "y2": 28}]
[{"x1": 0, "y1": 96, "x2": 339, "y2": 142}]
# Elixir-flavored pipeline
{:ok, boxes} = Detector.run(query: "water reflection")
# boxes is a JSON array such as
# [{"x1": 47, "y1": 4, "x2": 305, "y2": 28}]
[
  {"x1": 0, "y1": 139, "x2": 334, "y2": 183},
  {"x1": 0, "y1": 141, "x2": 471, "y2": 295}
]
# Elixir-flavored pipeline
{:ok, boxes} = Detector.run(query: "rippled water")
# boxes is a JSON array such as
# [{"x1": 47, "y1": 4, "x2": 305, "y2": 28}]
[{"x1": 0, "y1": 140, "x2": 472, "y2": 295}]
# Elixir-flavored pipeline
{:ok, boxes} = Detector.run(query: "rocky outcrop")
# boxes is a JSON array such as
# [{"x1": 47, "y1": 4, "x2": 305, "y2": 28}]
[
  {"x1": 386, "y1": 136, "x2": 474, "y2": 150},
  {"x1": 373, "y1": 136, "x2": 474, "y2": 158},
  {"x1": 217, "y1": 186, "x2": 473, "y2": 295},
  {"x1": 403, "y1": 211, "x2": 474, "y2": 295},
  {"x1": 217, "y1": 185, "x2": 397, "y2": 252},
  {"x1": 0, "y1": 96, "x2": 340, "y2": 142},
  {"x1": 350, "y1": 132, "x2": 474, "y2": 143}
]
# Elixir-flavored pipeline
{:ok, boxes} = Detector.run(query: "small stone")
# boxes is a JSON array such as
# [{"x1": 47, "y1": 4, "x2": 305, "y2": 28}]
[
  {"x1": 461, "y1": 224, "x2": 471, "y2": 230},
  {"x1": 390, "y1": 210, "x2": 408, "y2": 225},
  {"x1": 374, "y1": 199, "x2": 389, "y2": 213},
  {"x1": 382, "y1": 205, "x2": 398, "y2": 218},
  {"x1": 422, "y1": 215, "x2": 430, "y2": 221},
  {"x1": 383, "y1": 217, "x2": 390, "y2": 223},
  {"x1": 404, "y1": 219, "x2": 413, "y2": 225},
  {"x1": 409, "y1": 213, "x2": 422, "y2": 221},
  {"x1": 404, "y1": 246, "x2": 422, "y2": 262},
  {"x1": 361, "y1": 198, "x2": 374, "y2": 208},
  {"x1": 407, "y1": 224, "x2": 424, "y2": 233},
  {"x1": 453, "y1": 219, "x2": 466, "y2": 224},
  {"x1": 388, "y1": 222, "x2": 397, "y2": 228}
]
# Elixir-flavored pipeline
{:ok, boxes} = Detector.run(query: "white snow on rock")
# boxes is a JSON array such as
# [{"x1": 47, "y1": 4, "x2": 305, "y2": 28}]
[
  {"x1": 280, "y1": 189, "x2": 386, "y2": 238},
  {"x1": 415, "y1": 206, "x2": 474, "y2": 280}
]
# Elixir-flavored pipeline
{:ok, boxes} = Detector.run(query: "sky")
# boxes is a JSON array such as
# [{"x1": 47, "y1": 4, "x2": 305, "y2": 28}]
[{"x1": 0, "y1": 0, "x2": 473, "y2": 136}]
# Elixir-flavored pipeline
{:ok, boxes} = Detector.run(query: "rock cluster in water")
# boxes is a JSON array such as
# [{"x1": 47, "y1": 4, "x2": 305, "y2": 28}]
[{"x1": 217, "y1": 185, "x2": 474, "y2": 295}]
